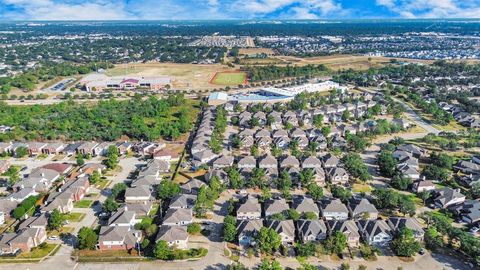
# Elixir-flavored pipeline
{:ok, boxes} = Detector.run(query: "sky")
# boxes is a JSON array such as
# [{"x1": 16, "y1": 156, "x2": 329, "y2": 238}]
[{"x1": 0, "y1": 0, "x2": 479, "y2": 21}]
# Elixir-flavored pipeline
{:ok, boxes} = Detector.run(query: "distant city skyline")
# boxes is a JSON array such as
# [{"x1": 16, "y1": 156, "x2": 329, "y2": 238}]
[{"x1": 1, "y1": 0, "x2": 479, "y2": 21}]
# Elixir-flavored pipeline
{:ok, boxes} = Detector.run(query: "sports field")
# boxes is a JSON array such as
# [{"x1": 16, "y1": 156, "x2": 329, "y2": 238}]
[{"x1": 210, "y1": 71, "x2": 247, "y2": 85}]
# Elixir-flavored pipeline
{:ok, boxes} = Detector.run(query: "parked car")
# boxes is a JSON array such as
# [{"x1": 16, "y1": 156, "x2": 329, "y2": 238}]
[{"x1": 48, "y1": 236, "x2": 59, "y2": 241}]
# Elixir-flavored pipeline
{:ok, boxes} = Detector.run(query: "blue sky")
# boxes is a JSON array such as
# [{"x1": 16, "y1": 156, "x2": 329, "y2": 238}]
[{"x1": 0, "y1": 0, "x2": 479, "y2": 20}]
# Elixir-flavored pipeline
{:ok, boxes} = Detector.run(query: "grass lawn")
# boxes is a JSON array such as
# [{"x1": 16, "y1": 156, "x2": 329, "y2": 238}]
[
  {"x1": 352, "y1": 183, "x2": 373, "y2": 193},
  {"x1": 48, "y1": 226, "x2": 74, "y2": 236},
  {"x1": 74, "y1": 199, "x2": 93, "y2": 208},
  {"x1": 211, "y1": 71, "x2": 246, "y2": 85},
  {"x1": 64, "y1": 212, "x2": 85, "y2": 222},
  {"x1": 95, "y1": 179, "x2": 110, "y2": 189},
  {"x1": 16, "y1": 244, "x2": 59, "y2": 259},
  {"x1": 432, "y1": 121, "x2": 465, "y2": 132}
]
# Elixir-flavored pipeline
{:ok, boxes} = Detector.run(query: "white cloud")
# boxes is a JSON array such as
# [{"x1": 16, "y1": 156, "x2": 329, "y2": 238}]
[
  {"x1": 233, "y1": 0, "x2": 344, "y2": 18},
  {"x1": 376, "y1": 0, "x2": 480, "y2": 18},
  {"x1": 2, "y1": 0, "x2": 132, "y2": 20}
]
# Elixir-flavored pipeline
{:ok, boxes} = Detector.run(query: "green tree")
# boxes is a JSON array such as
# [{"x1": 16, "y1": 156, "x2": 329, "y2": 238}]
[
  {"x1": 223, "y1": 215, "x2": 237, "y2": 242},
  {"x1": 47, "y1": 209, "x2": 65, "y2": 231},
  {"x1": 307, "y1": 183, "x2": 323, "y2": 201},
  {"x1": 157, "y1": 180, "x2": 181, "y2": 200},
  {"x1": 424, "y1": 227, "x2": 443, "y2": 251},
  {"x1": 325, "y1": 231, "x2": 347, "y2": 255},
  {"x1": 391, "y1": 227, "x2": 421, "y2": 257},
  {"x1": 77, "y1": 227, "x2": 98, "y2": 250},
  {"x1": 90, "y1": 170, "x2": 101, "y2": 184},
  {"x1": 342, "y1": 153, "x2": 371, "y2": 182},
  {"x1": 12, "y1": 206, "x2": 26, "y2": 219},
  {"x1": 105, "y1": 145, "x2": 119, "y2": 169},
  {"x1": 391, "y1": 174, "x2": 412, "y2": 191},
  {"x1": 15, "y1": 146, "x2": 29, "y2": 158},
  {"x1": 76, "y1": 154, "x2": 85, "y2": 166},
  {"x1": 154, "y1": 240, "x2": 172, "y2": 260},
  {"x1": 110, "y1": 182, "x2": 127, "y2": 199},
  {"x1": 258, "y1": 259, "x2": 283, "y2": 270},
  {"x1": 102, "y1": 197, "x2": 119, "y2": 213},
  {"x1": 377, "y1": 150, "x2": 398, "y2": 177},
  {"x1": 287, "y1": 209, "x2": 301, "y2": 221},
  {"x1": 331, "y1": 186, "x2": 352, "y2": 203},
  {"x1": 256, "y1": 227, "x2": 282, "y2": 254},
  {"x1": 187, "y1": 223, "x2": 202, "y2": 235},
  {"x1": 299, "y1": 168, "x2": 315, "y2": 187}
]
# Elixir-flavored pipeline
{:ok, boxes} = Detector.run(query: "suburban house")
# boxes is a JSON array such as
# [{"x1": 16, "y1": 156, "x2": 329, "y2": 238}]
[
  {"x1": 162, "y1": 208, "x2": 193, "y2": 226},
  {"x1": 180, "y1": 179, "x2": 206, "y2": 195},
  {"x1": 237, "y1": 197, "x2": 262, "y2": 220},
  {"x1": 169, "y1": 194, "x2": 197, "y2": 209},
  {"x1": 451, "y1": 200, "x2": 480, "y2": 225},
  {"x1": 156, "y1": 225, "x2": 189, "y2": 249},
  {"x1": 348, "y1": 198, "x2": 379, "y2": 220},
  {"x1": 97, "y1": 226, "x2": 142, "y2": 251},
  {"x1": 108, "y1": 208, "x2": 137, "y2": 227},
  {"x1": 153, "y1": 149, "x2": 180, "y2": 162},
  {"x1": 265, "y1": 219, "x2": 295, "y2": 245},
  {"x1": 387, "y1": 217, "x2": 425, "y2": 242},
  {"x1": 320, "y1": 199, "x2": 349, "y2": 221},
  {"x1": 296, "y1": 219, "x2": 328, "y2": 243},
  {"x1": 357, "y1": 219, "x2": 394, "y2": 246},
  {"x1": 125, "y1": 185, "x2": 153, "y2": 203},
  {"x1": 412, "y1": 180, "x2": 436, "y2": 193},
  {"x1": 237, "y1": 219, "x2": 263, "y2": 247},
  {"x1": 264, "y1": 198, "x2": 289, "y2": 218},
  {"x1": 0, "y1": 227, "x2": 47, "y2": 254},
  {"x1": 326, "y1": 167, "x2": 349, "y2": 185},
  {"x1": 432, "y1": 188, "x2": 466, "y2": 209},
  {"x1": 292, "y1": 196, "x2": 320, "y2": 217},
  {"x1": 327, "y1": 220, "x2": 361, "y2": 247},
  {"x1": 212, "y1": 155, "x2": 235, "y2": 168}
]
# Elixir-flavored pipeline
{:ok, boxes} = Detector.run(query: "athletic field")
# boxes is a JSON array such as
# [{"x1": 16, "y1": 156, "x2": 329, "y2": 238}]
[{"x1": 210, "y1": 71, "x2": 247, "y2": 85}]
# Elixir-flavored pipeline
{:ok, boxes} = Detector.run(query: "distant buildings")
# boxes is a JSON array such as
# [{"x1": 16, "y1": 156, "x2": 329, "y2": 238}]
[{"x1": 81, "y1": 74, "x2": 171, "y2": 92}]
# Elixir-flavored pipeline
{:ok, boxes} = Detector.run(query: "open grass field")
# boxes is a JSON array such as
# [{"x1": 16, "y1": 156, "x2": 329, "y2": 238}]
[
  {"x1": 104, "y1": 62, "x2": 237, "y2": 91},
  {"x1": 210, "y1": 71, "x2": 247, "y2": 85},
  {"x1": 238, "y1": 47, "x2": 275, "y2": 56},
  {"x1": 73, "y1": 199, "x2": 93, "y2": 208}
]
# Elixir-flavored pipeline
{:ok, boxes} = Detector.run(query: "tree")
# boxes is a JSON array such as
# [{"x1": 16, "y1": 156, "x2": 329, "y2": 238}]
[
  {"x1": 342, "y1": 153, "x2": 371, "y2": 182},
  {"x1": 423, "y1": 164, "x2": 449, "y2": 182},
  {"x1": 4, "y1": 166, "x2": 20, "y2": 185},
  {"x1": 377, "y1": 150, "x2": 398, "y2": 177},
  {"x1": 227, "y1": 263, "x2": 248, "y2": 270},
  {"x1": 187, "y1": 223, "x2": 202, "y2": 235},
  {"x1": 398, "y1": 196, "x2": 416, "y2": 216},
  {"x1": 424, "y1": 227, "x2": 443, "y2": 251},
  {"x1": 15, "y1": 146, "x2": 29, "y2": 158},
  {"x1": 12, "y1": 206, "x2": 26, "y2": 219},
  {"x1": 227, "y1": 167, "x2": 244, "y2": 189},
  {"x1": 391, "y1": 227, "x2": 421, "y2": 257},
  {"x1": 223, "y1": 215, "x2": 237, "y2": 242},
  {"x1": 102, "y1": 196, "x2": 119, "y2": 213},
  {"x1": 157, "y1": 180, "x2": 181, "y2": 200},
  {"x1": 256, "y1": 227, "x2": 282, "y2": 254},
  {"x1": 307, "y1": 183, "x2": 323, "y2": 200},
  {"x1": 105, "y1": 145, "x2": 119, "y2": 169},
  {"x1": 154, "y1": 240, "x2": 172, "y2": 260},
  {"x1": 90, "y1": 170, "x2": 101, "y2": 184},
  {"x1": 331, "y1": 186, "x2": 352, "y2": 203},
  {"x1": 391, "y1": 174, "x2": 412, "y2": 191},
  {"x1": 48, "y1": 209, "x2": 65, "y2": 231},
  {"x1": 258, "y1": 259, "x2": 283, "y2": 270},
  {"x1": 110, "y1": 182, "x2": 127, "y2": 199},
  {"x1": 276, "y1": 170, "x2": 292, "y2": 190},
  {"x1": 76, "y1": 154, "x2": 85, "y2": 166},
  {"x1": 299, "y1": 168, "x2": 315, "y2": 187},
  {"x1": 287, "y1": 209, "x2": 301, "y2": 221},
  {"x1": 325, "y1": 231, "x2": 347, "y2": 255},
  {"x1": 313, "y1": 114, "x2": 324, "y2": 128},
  {"x1": 77, "y1": 227, "x2": 98, "y2": 250}
]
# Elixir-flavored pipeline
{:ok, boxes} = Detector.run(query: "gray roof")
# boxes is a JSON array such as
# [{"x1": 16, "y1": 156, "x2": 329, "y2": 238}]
[
  {"x1": 169, "y1": 194, "x2": 197, "y2": 209},
  {"x1": 238, "y1": 156, "x2": 257, "y2": 167},
  {"x1": 125, "y1": 185, "x2": 152, "y2": 198},
  {"x1": 292, "y1": 196, "x2": 319, "y2": 214},
  {"x1": 237, "y1": 219, "x2": 263, "y2": 237},
  {"x1": 156, "y1": 225, "x2": 189, "y2": 242},
  {"x1": 328, "y1": 220, "x2": 360, "y2": 238},
  {"x1": 258, "y1": 155, "x2": 278, "y2": 168},
  {"x1": 297, "y1": 219, "x2": 328, "y2": 238},
  {"x1": 264, "y1": 198, "x2": 289, "y2": 216},
  {"x1": 265, "y1": 219, "x2": 295, "y2": 238},
  {"x1": 280, "y1": 156, "x2": 300, "y2": 168},
  {"x1": 163, "y1": 208, "x2": 193, "y2": 224},
  {"x1": 387, "y1": 217, "x2": 424, "y2": 235},
  {"x1": 348, "y1": 198, "x2": 378, "y2": 217},
  {"x1": 237, "y1": 198, "x2": 261, "y2": 214},
  {"x1": 108, "y1": 208, "x2": 136, "y2": 225},
  {"x1": 320, "y1": 199, "x2": 349, "y2": 214},
  {"x1": 302, "y1": 156, "x2": 322, "y2": 168},
  {"x1": 181, "y1": 179, "x2": 206, "y2": 194},
  {"x1": 356, "y1": 219, "x2": 393, "y2": 239},
  {"x1": 99, "y1": 226, "x2": 141, "y2": 246}
]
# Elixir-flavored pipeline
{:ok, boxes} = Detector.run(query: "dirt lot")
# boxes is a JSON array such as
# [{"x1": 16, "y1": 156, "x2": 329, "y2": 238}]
[
  {"x1": 275, "y1": 54, "x2": 435, "y2": 70},
  {"x1": 239, "y1": 47, "x2": 275, "y2": 56},
  {"x1": 104, "y1": 62, "x2": 237, "y2": 91}
]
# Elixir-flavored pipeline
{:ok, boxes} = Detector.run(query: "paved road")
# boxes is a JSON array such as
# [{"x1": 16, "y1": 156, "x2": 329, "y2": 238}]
[{"x1": 391, "y1": 96, "x2": 440, "y2": 135}]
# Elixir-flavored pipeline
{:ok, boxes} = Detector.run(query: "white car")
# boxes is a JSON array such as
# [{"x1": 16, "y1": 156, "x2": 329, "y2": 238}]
[
  {"x1": 469, "y1": 227, "x2": 479, "y2": 234},
  {"x1": 48, "y1": 236, "x2": 58, "y2": 241}
]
